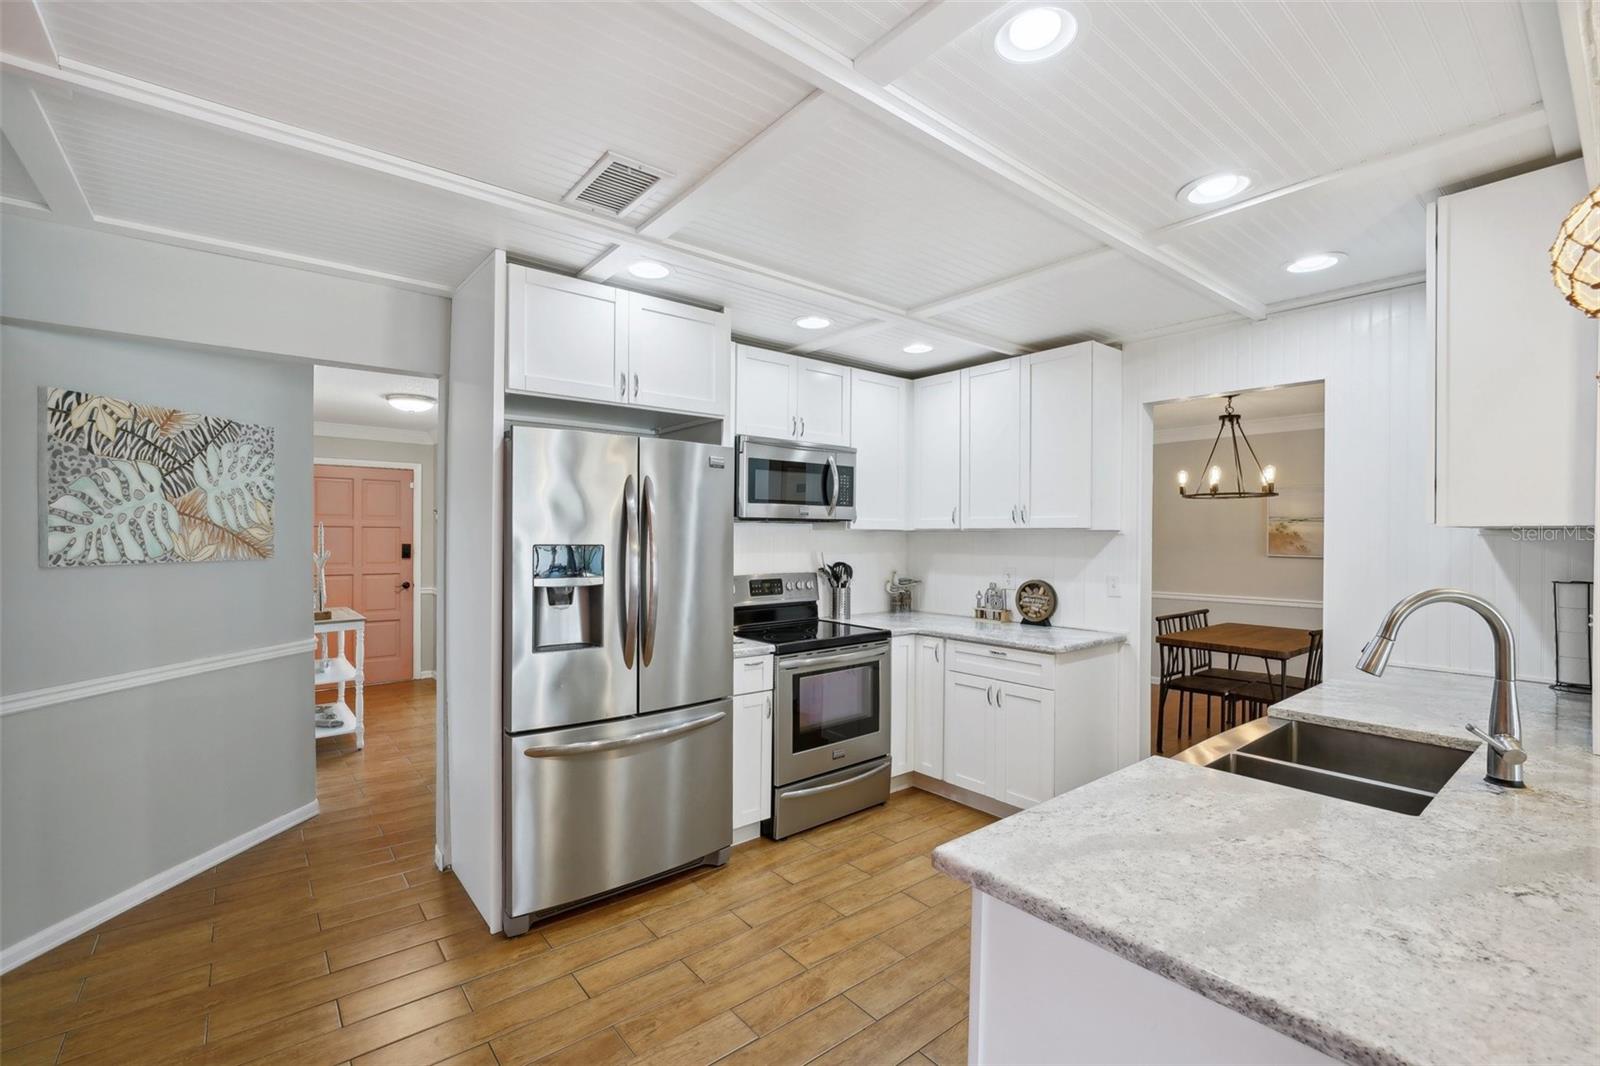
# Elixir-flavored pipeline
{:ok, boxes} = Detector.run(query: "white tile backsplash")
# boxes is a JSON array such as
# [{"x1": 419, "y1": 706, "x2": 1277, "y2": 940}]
[{"x1": 733, "y1": 523, "x2": 909, "y2": 616}]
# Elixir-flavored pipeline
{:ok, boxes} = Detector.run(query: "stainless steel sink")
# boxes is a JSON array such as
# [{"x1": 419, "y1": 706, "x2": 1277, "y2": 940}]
[{"x1": 1174, "y1": 718, "x2": 1473, "y2": 815}]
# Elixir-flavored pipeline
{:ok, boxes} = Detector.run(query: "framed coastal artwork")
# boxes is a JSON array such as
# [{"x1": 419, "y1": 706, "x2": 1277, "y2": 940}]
[
  {"x1": 1266, "y1": 487, "x2": 1323, "y2": 559},
  {"x1": 40, "y1": 387, "x2": 276, "y2": 567}
]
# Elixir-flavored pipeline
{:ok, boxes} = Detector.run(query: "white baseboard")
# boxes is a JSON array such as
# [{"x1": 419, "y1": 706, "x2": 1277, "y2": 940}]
[
  {"x1": 415, "y1": 670, "x2": 437, "y2": 680},
  {"x1": 0, "y1": 798, "x2": 319, "y2": 974},
  {"x1": 434, "y1": 844, "x2": 449, "y2": 872}
]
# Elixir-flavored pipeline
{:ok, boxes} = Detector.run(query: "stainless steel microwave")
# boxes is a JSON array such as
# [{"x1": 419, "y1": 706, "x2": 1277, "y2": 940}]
[{"x1": 735, "y1": 436, "x2": 856, "y2": 522}]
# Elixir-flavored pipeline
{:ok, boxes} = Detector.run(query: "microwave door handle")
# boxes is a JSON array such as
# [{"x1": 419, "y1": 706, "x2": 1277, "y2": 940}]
[
  {"x1": 641, "y1": 474, "x2": 658, "y2": 667},
  {"x1": 622, "y1": 474, "x2": 639, "y2": 669},
  {"x1": 826, "y1": 454, "x2": 839, "y2": 513}
]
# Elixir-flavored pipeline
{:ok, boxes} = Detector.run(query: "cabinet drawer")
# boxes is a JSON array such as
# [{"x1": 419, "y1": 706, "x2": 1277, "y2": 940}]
[
  {"x1": 733, "y1": 654, "x2": 774, "y2": 695},
  {"x1": 947, "y1": 640, "x2": 1051, "y2": 688}
]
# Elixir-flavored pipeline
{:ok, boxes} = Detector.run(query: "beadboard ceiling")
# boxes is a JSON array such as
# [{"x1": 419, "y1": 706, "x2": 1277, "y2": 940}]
[{"x1": 0, "y1": 0, "x2": 1579, "y2": 374}]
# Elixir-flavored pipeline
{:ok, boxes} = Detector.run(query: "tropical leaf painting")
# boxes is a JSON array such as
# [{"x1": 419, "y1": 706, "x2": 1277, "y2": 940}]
[{"x1": 40, "y1": 387, "x2": 275, "y2": 567}]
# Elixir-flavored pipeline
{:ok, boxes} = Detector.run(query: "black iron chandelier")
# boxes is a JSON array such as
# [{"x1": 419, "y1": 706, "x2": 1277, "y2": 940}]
[{"x1": 1176, "y1": 394, "x2": 1278, "y2": 500}]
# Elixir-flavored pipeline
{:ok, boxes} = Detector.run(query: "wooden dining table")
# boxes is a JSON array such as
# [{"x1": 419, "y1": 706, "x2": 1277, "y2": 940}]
[{"x1": 1156, "y1": 622, "x2": 1316, "y2": 702}]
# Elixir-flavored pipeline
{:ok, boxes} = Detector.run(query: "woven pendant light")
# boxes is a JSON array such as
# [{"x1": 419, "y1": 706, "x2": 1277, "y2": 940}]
[{"x1": 1551, "y1": 184, "x2": 1600, "y2": 317}]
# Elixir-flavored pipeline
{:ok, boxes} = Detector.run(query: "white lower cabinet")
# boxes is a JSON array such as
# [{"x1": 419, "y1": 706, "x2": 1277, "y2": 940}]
[
  {"x1": 943, "y1": 672, "x2": 997, "y2": 796},
  {"x1": 732, "y1": 689, "x2": 772, "y2": 832},
  {"x1": 890, "y1": 636, "x2": 914, "y2": 776},
  {"x1": 994, "y1": 682, "x2": 1055, "y2": 808},
  {"x1": 912, "y1": 636, "x2": 945, "y2": 777}
]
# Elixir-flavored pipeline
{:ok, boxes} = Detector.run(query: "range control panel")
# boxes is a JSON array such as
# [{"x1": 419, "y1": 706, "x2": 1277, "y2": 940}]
[{"x1": 733, "y1": 572, "x2": 819, "y2": 608}]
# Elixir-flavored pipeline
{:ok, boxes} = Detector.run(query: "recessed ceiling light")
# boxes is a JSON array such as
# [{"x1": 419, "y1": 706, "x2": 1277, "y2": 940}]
[
  {"x1": 1285, "y1": 252, "x2": 1345, "y2": 274},
  {"x1": 795, "y1": 315, "x2": 831, "y2": 330},
  {"x1": 903, "y1": 343, "x2": 933, "y2": 354},
  {"x1": 1179, "y1": 172, "x2": 1252, "y2": 206},
  {"x1": 994, "y1": 6, "x2": 1078, "y2": 63},
  {"x1": 385, "y1": 393, "x2": 436, "y2": 413},
  {"x1": 627, "y1": 260, "x2": 670, "y2": 280}
]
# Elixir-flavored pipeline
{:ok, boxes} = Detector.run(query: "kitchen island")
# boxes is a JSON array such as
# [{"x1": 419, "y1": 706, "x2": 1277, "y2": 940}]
[{"x1": 933, "y1": 669, "x2": 1598, "y2": 1065}]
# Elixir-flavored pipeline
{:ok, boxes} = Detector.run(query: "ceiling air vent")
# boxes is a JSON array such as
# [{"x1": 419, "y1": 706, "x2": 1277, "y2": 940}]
[{"x1": 564, "y1": 152, "x2": 667, "y2": 216}]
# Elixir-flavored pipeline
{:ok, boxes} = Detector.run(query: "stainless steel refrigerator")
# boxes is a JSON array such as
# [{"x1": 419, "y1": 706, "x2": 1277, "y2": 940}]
[{"x1": 502, "y1": 425, "x2": 733, "y2": 936}]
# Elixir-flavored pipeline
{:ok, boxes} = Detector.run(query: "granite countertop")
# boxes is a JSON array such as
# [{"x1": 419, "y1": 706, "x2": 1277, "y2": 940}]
[
  {"x1": 847, "y1": 610, "x2": 1126, "y2": 655},
  {"x1": 932, "y1": 669, "x2": 1599, "y2": 1066},
  {"x1": 732, "y1": 636, "x2": 772, "y2": 658}
]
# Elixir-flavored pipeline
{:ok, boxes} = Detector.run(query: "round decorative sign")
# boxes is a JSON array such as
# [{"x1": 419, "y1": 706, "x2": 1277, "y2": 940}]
[{"x1": 1016, "y1": 579, "x2": 1057, "y2": 626}]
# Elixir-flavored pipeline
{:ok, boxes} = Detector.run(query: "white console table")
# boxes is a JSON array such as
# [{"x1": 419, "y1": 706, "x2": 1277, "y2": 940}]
[{"x1": 313, "y1": 607, "x2": 365, "y2": 749}]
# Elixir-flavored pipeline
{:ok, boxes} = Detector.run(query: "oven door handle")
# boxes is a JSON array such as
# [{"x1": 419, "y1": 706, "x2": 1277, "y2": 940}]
[
  {"x1": 782, "y1": 761, "x2": 889, "y2": 799},
  {"x1": 522, "y1": 710, "x2": 725, "y2": 757},
  {"x1": 777, "y1": 644, "x2": 887, "y2": 671}
]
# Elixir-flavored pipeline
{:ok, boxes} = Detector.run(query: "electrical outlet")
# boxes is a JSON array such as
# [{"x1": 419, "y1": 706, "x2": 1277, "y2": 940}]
[
  {"x1": 1106, "y1": 575, "x2": 1121, "y2": 598},
  {"x1": 1000, "y1": 567, "x2": 1016, "y2": 588}
]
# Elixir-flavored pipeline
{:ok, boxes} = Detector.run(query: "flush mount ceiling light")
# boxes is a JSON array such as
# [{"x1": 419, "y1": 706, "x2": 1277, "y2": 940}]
[
  {"x1": 994, "y1": 6, "x2": 1078, "y2": 63},
  {"x1": 1176, "y1": 394, "x2": 1278, "y2": 501},
  {"x1": 903, "y1": 342, "x2": 934, "y2": 354},
  {"x1": 627, "y1": 260, "x2": 670, "y2": 280},
  {"x1": 384, "y1": 393, "x2": 436, "y2": 413},
  {"x1": 1178, "y1": 172, "x2": 1252, "y2": 206},
  {"x1": 1551, "y1": 183, "x2": 1600, "y2": 317},
  {"x1": 1285, "y1": 252, "x2": 1345, "y2": 274},
  {"x1": 794, "y1": 315, "x2": 832, "y2": 330}
]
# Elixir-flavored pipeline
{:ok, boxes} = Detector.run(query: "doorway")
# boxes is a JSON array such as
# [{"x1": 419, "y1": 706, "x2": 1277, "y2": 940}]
[
  {"x1": 1147, "y1": 382, "x2": 1326, "y2": 756},
  {"x1": 313, "y1": 462, "x2": 417, "y2": 685}
]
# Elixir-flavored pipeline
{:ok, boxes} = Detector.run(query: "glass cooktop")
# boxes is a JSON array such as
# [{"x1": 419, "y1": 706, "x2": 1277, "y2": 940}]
[{"x1": 735, "y1": 618, "x2": 889, "y2": 655}]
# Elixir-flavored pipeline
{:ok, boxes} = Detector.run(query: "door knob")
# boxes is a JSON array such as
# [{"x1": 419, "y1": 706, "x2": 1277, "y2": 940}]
[{"x1": 399, "y1": 581, "x2": 412, "y2": 591}]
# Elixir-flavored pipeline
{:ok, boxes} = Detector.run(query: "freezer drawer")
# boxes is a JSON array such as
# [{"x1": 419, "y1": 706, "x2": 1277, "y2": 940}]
[
  {"x1": 504, "y1": 700, "x2": 732, "y2": 924},
  {"x1": 768, "y1": 756, "x2": 890, "y2": 840}
]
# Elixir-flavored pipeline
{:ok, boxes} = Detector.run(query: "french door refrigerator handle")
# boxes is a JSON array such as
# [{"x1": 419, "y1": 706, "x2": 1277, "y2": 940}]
[
  {"x1": 641, "y1": 474, "x2": 658, "y2": 666},
  {"x1": 622, "y1": 474, "x2": 639, "y2": 669},
  {"x1": 522, "y1": 709, "x2": 726, "y2": 757}
]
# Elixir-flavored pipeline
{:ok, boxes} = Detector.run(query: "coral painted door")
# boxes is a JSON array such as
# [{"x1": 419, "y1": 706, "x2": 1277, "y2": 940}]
[{"x1": 314, "y1": 465, "x2": 414, "y2": 685}]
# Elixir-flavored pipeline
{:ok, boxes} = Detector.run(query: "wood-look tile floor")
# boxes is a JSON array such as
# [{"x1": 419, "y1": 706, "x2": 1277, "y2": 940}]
[{"x1": 1, "y1": 681, "x2": 990, "y2": 1066}]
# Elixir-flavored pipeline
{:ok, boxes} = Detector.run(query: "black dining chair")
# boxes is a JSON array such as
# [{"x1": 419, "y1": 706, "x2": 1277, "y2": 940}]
[
  {"x1": 1229, "y1": 630, "x2": 1323, "y2": 723},
  {"x1": 1155, "y1": 610, "x2": 1237, "y2": 753}
]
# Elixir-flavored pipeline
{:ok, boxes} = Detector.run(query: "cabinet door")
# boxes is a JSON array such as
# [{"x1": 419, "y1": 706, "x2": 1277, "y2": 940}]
[
  {"x1": 911, "y1": 372, "x2": 962, "y2": 529},
  {"x1": 732, "y1": 691, "x2": 770, "y2": 830},
  {"x1": 961, "y1": 359, "x2": 1023, "y2": 529},
  {"x1": 913, "y1": 636, "x2": 944, "y2": 777},
  {"x1": 627, "y1": 295, "x2": 729, "y2": 417},
  {"x1": 794, "y1": 357, "x2": 852, "y2": 445},
  {"x1": 507, "y1": 265, "x2": 626, "y2": 402},
  {"x1": 735, "y1": 347, "x2": 797, "y2": 439},
  {"x1": 1022, "y1": 347, "x2": 1092, "y2": 528},
  {"x1": 850, "y1": 369, "x2": 911, "y2": 530},
  {"x1": 943, "y1": 672, "x2": 995, "y2": 797},
  {"x1": 995, "y1": 682, "x2": 1055, "y2": 808},
  {"x1": 890, "y1": 635, "x2": 914, "y2": 776}
]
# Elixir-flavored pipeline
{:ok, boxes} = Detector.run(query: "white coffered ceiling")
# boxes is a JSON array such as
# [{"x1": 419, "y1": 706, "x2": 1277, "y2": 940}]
[{"x1": 0, "y1": 0, "x2": 1580, "y2": 375}]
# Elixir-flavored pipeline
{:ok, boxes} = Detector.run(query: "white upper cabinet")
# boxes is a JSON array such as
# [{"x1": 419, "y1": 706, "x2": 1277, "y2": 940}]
[
  {"x1": 627, "y1": 295, "x2": 729, "y2": 418},
  {"x1": 1431, "y1": 159, "x2": 1597, "y2": 527},
  {"x1": 734, "y1": 347, "x2": 850, "y2": 445},
  {"x1": 507, "y1": 266, "x2": 625, "y2": 402},
  {"x1": 794, "y1": 357, "x2": 851, "y2": 445},
  {"x1": 961, "y1": 358, "x2": 1024, "y2": 529},
  {"x1": 911, "y1": 371, "x2": 962, "y2": 529},
  {"x1": 507, "y1": 263, "x2": 731, "y2": 419},
  {"x1": 1022, "y1": 343, "x2": 1122, "y2": 530},
  {"x1": 849, "y1": 368, "x2": 911, "y2": 530}
]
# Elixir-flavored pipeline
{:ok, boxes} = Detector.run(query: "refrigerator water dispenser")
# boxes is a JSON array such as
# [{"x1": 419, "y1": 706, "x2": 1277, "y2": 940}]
[{"x1": 531, "y1": 544, "x2": 603, "y2": 650}]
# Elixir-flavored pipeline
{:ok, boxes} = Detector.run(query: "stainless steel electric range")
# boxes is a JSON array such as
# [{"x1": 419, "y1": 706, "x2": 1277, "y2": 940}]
[{"x1": 733, "y1": 572, "x2": 891, "y2": 838}]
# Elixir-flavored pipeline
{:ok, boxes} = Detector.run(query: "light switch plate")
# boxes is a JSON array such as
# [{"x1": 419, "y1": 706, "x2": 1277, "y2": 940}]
[{"x1": 1106, "y1": 575, "x2": 1121, "y2": 597}]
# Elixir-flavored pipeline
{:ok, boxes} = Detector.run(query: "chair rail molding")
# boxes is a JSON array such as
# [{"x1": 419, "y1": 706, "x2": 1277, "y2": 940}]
[
  {"x1": 1151, "y1": 590, "x2": 1324, "y2": 611},
  {"x1": 0, "y1": 638, "x2": 315, "y2": 717}
]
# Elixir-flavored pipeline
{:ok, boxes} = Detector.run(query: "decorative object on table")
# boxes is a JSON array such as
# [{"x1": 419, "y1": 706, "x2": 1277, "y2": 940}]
[
  {"x1": 975, "y1": 582, "x2": 1013, "y2": 623},
  {"x1": 1266, "y1": 487, "x2": 1324, "y2": 558},
  {"x1": 40, "y1": 386, "x2": 275, "y2": 567},
  {"x1": 1550, "y1": 182, "x2": 1600, "y2": 316},
  {"x1": 885, "y1": 571, "x2": 922, "y2": 613},
  {"x1": 1174, "y1": 394, "x2": 1278, "y2": 500},
  {"x1": 312, "y1": 522, "x2": 333, "y2": 621},
  {"x1": 1551, "y1": 580, "x2": 1592, "y2": 693},
  {"x1": 1015, "y1": 579, "x2": 1058, "y2": 627}
]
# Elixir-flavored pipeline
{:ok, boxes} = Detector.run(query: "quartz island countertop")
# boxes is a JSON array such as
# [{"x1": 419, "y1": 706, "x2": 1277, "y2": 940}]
[
  {"x1": 932, "y1": 669, "x2": 1599, "y2": 1066},
  {"x1": 846, "y1": 610, "x2": 1125, "y2": 655}
]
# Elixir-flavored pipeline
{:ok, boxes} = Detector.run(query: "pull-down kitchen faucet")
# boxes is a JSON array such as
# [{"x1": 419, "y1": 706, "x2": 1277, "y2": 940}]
[{"x1": 1356, "y1": 588, "x2": 1526, "y2": 788}]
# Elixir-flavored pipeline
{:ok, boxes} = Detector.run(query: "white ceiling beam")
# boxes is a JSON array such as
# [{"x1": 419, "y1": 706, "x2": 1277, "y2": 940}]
[
  {"x1": 1154, "y1": 106, "x2": 1549, "y2": 238},
  {"x1": 790, "y1": 319, "x2": 892, "y2": 354},
  {"x1": 1521, "y1": 1, "x2": 1581, "y2": 157},
  {"x1": 0, "y1": 83, "x2": 90, "y2": 221},
  {"x1": 1556, "y1": 0, "x2": 1600, "y2": 184},
  {"x1": 853, "y1": 1, "x2": 1009, "y2": 84},
  {"x1": 578, "y1": 244, "x2": 633, "y2": 283},
  {"x1": 0, "y1": 1, "x2": 57, "y2": 65},
  {"x1": 681, "y1": 0, "x2": 1267, "y2": 321},
  {"x1": 0, "y1": 52, "x2": 1022, "y2": 358},
  {"x1": 909, "y1": 248, "x2": 1118, "y2": 318},
  {"x1": 636, "y1": 91, "x2": 832, "y2": 239}
]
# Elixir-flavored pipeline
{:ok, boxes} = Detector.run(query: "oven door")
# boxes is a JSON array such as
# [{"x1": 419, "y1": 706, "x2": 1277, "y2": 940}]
[
  {"x1": 774, "y1": 642, "x2": 889, "y2": 785},
  {"x1": 736, "y1": 437, "x2": 856, "y2": 522}
]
